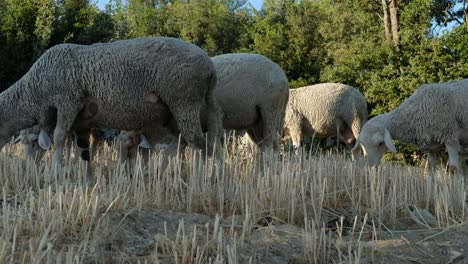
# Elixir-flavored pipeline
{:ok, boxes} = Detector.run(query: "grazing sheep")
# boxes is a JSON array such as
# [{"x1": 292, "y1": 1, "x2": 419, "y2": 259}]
[
  {"x1": 211, "y1": 53, "x2": 289, "y2": 151},
  {"x1": 0, "y1": 37, "x2": 218, "y2": 182},
  {"x1": 16, "y1": 126, "x2": 104, "y2": 163},
  {"x1": 15, "y1": 126, "x2": 63, "y2": 161},
  {"x1": 354, "y1": 79, "x2": 468, "y2": 175},
  {"x1": 113, "y1": 53, "x2": 290, "y2": 162},
  {"x1": 16, "y1": 96, "x2": 100, "y2": 161},
  {"x1": 283, "y1": 83, "x2": 368, "y2": 155}
]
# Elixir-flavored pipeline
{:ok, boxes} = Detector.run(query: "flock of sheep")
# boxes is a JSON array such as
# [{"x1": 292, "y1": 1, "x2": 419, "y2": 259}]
[{"x1": 0, "y1": 36, "x2": 466, "y2": 184}]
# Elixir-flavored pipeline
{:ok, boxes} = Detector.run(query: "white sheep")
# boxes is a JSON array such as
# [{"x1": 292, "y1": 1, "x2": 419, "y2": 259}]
[
  {"x1": 113, "y1": 53, "x2": 290, "y2": 164},
  {"x1": 15, "y1": 126, "x2": 63, "y2": 161},
  {"x1": 15, "y1": 126, "x2": 107, "y2": 163},
  {"x1": 211, "y1": 53, "x2": 289, "y2": 151},
  {"x1": 283, "y1": 83, "x2": 368, "y2": 155},
  {"x1": 354, "y1": 78, "x2": 468, "y2": 174},
  {"x1": 0, "y1": 37, "x2": 218, "y2": 184},
  {"x1": 16, "y1": 95, "x2": 101, "y2": 161}
]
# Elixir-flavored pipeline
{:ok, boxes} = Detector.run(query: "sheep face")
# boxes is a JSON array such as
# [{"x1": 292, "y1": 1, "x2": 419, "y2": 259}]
[
  {"x1": 117, "y1": 130, "x2": 139, "y2": 160},
  {"x1": 14, "y1": 130, "x2": 50, "y2": 160},
  {"x1": 354, "y1": 122, "x2": 396, "y2": 166},
  {"x1": 116, "y1": 130, "x2": 152, "y2": 162}
]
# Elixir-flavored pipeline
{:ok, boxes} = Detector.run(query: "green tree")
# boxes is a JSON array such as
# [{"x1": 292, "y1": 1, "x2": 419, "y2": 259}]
[
  {"x1": 34, "y1": 0, "x2": 55, "y2": 48},
  {"x1": 167, "y1": 0, "x2": 251, "y2": 55},
  {"x1": 317, "y1": 0, "x2": 387, "y2": 92},
  {"x1": 126, "y1": 0, "x2": 173, "y2": 37},
  {"x1": 52, "y1": 0, "x2": 114, "y2": 44},
  {"x1": 105, "y1": 0, "x2": 131, "y2": 39},
  {"x1": 0, "y1": 0, "x2": 56, "y2": 86},
  {"x1": 249, "y1": 0, "x2": 323, "y2": 87}
]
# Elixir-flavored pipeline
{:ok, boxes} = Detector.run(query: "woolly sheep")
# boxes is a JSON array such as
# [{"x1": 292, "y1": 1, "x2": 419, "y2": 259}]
[
  {"x1": 354, "y1": 79, "x2": 468, "y2": 174},
  {"x1": 283, "y1": 83, "x2": 368, "y2": 155},
  {"x1": 113, "y1": 53, "x2": 290, "y2": 162},
  {"x1": 16, "y1": 126, "x2": 104, "y2": 162},
  {"x1": 0, "y1": 37, "x2": 218, "y2": 180},
  {"x1": 15, "y1": 126, "x2": 64, "y2": 161},
  {"x1": 211, "y1": 53, "x2": 289, "y2": 151},
  {"x1": 16, "y1": 95, "x2": 100, "y2": 161}
]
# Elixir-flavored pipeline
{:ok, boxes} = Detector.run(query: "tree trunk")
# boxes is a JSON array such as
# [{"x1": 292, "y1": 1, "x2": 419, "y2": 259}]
[
  {"x1": 389, "y1": 0, "x2": 399, "y2": 50},
  {"x1": 381, "y1": 0, "x2": 391, "y2": 41},
  {"x1": 463, "y1": 0, "x2": 467, "y2": 24}
]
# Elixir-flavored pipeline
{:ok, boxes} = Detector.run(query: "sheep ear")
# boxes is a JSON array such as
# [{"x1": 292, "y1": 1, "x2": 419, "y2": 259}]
[
  {"x1": 38, "y1": 129, "x2": 52, "y2": 150},
  {"x1": 384, "y1": 129, "x2": 396, "y2": 152},
  {"x1": 138, "y1": 134, "x2": 152, "y2": 149}
]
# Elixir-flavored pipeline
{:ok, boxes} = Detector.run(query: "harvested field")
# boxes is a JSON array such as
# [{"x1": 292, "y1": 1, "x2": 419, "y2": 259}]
[{"x1": 0, "y1": 138, "x2": 466, "y2": 263}]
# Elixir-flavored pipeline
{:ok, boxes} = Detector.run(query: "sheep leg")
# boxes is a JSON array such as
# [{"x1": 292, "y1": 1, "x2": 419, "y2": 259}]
[
  {"x1": 205, "y1": 87, "x2": 224, "y2": 160},
  {"x1": 286, "y1": 123, "x2": 302, "y2": 151},
  {"x1": 426, "y1": 150, "x2": 438, "y2": 171},
  {"x1": 117, "y1": 141, "x2": 129, "y2": 166},
  {"x1": 246, "y1": 124, "x2": 263, "y2": 148},
  {"x1": 446, "y1": 141, "x2": 461, "y2": 176},
  {"x1": 52, "y1": 105, "x2": 82, "y2": 168},
  {"x1": 258, "y1": 106, "x2": 280, "y2": 152},
  {"x1": 125, "y1": 146, "x2": 137, "y2": 176},
  {"x1": 171, "y1": 103, "x2": 206, "y2": 154},
  {"x1": 343, "y1": 127, "x2": 360, "y2": 158},
  {"x1": 425, "y1": 150, "x2": 438, "y2": 185},
  {"x1": 75, "y1": 128, "x2": 93, "y2": 185},
  {"x1": 89, "y1": 129, "x2": 100, "y2": 160},
  {"x1": 64, "y1": 135, "x2": 73, "y2": 163},
  {"x1": 140, "y1": 148, "x2": 152, "y2": 177},
  {"x1": 159, "y1": 135, "x2": 188, "y2": 175},
  {"x1": 52, "y1": 115, "x2": 69, "y2": 170}
]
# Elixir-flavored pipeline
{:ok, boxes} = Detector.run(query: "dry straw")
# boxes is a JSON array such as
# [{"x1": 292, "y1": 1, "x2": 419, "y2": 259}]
[{"x1": 0, "y1": 136, "x2": 466, "y2": 263}]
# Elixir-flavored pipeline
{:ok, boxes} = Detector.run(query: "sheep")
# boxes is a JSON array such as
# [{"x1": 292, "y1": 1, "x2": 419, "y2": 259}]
[
  {"x1": 0, "y1": 37, "x2": 218, "y2": 183},
  {"x1": 15, "y1": 126, "x2": 105, "y2": 163},
  {"x1": 15, "y1": 96, "x2": 100, "y2": 161},
  {"x1": 116, "y1": 129, "x2": 169, "y2": 175},
  {"x1": 15, "y1": 126, "x2": 62, "y2": 161},
  {"x1": 211, "y1": 53, "x2": 289, "y2": 151},
  {"x1": 111, "y1": 53, "x2": 290, "y2": 163},
  {"x1": 283, "y1": 83, "x2": 368, "y2": 155},
  {"x1": 353, "y1": 78, "x2": 468, "y2": 175}
]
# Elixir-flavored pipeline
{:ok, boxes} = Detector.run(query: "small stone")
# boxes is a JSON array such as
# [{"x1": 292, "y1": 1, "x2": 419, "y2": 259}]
[
  {"x1": 409, "y1": 207, "x2": 438, "y2": 226},
  {"x1": 126, "y1": 237, "x2": 155, "y2": 256}
]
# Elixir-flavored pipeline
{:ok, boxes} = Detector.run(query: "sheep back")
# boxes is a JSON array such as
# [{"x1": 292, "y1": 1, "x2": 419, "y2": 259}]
[
  {"x1": 0, "y1": 37, "x2": 216, "y2": 151},
  {"x1": 285, "y1": 83, "x2": 367, "y2": 139},
  {"x1": 211, "y1": 53, "x2": 289, "y2": 130},
  {"x1": 387, "y1": 78, "x2": 468, "y2": 148}
]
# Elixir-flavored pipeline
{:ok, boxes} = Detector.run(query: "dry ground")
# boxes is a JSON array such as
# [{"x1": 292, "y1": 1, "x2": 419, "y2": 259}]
[{"x1": 0, "y1": 138, "x2": 467, "y2": 263}]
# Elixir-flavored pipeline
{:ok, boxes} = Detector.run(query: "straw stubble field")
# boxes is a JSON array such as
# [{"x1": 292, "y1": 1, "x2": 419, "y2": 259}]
[{"x1": 0, "y1": 137, "x2": 467, "y2": 263}]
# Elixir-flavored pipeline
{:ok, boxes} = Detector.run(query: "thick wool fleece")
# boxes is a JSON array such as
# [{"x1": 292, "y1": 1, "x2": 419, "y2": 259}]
[
  {"x1": 284, "y1": 83, "x2": 368, "y2": 146},
  {"x1": 0, "y1": 37, "x2": 217, "y2": 151},
  {"x1": 368, "y1": 78, "x2": 468, "y2": 149},
  {"x1": 113, "y1": 53, "x2": 290, "y2": 162},
  {"x1": 211, "y1": 53, "x2": 289, "y2": 150}
]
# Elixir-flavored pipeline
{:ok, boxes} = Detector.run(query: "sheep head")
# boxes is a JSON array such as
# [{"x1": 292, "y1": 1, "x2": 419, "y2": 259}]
[
  {"x1": 14, "y1": 129, "x2": 51, "y2": 160},
  {"x1": 353, "y1": 119, "x2": 396, "y2": 166}
]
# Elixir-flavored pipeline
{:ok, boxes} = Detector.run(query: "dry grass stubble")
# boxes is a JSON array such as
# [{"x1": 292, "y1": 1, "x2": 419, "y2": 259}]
[{"x1": 0, "y1": 137, "x2": 467, "y2": 263}]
